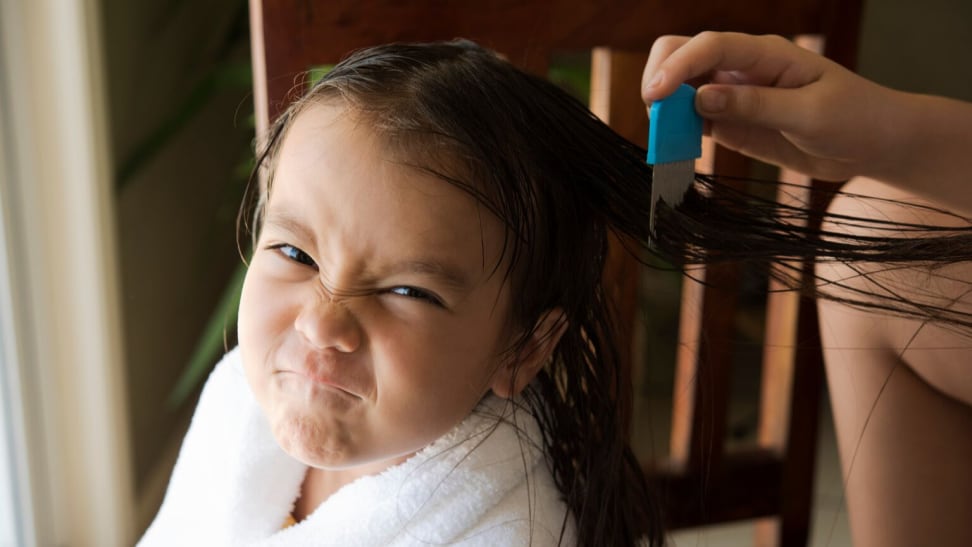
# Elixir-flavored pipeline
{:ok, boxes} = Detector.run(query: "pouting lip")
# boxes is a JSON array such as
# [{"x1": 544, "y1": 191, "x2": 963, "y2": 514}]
[{"x1": 275, "y1": 368, "x2": 362, "y2": 399}]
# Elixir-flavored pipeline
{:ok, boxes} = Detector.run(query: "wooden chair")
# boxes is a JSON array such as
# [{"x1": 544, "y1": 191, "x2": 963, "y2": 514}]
[{"x1": 249, "y1": 2, "x2": 864, "y2": 544}]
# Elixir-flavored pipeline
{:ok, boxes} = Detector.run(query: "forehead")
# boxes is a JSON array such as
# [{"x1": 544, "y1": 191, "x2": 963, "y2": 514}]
[{"x1": 266, "y1": 101, "x2": 508, "y2": 278}]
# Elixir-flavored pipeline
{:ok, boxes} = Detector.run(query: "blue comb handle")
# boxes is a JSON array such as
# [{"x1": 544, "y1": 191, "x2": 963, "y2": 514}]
[{"x1": 647, "y1": 84, "x2": 703, "y2": 165}]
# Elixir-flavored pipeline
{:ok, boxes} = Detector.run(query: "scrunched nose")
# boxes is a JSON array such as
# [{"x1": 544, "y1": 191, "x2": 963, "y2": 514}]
[{"x1": 293, "y1": 294, "x2": 362, "y2": 353}]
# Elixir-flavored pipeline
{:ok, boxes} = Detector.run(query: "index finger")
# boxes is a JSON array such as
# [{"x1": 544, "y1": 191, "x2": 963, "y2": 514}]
[
  {"x1": 642, "y1": 32, "x2": 820, "y2": 101},
  {"x1": 641, "y1": 34, "x2": 691, "y2": 102}
]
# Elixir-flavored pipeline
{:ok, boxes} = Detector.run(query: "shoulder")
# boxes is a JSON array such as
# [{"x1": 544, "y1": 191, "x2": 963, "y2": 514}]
[
  {"x1": 458, "y1": 401, "x2": 575, "y2": 545},
  {"x1": 817, "y1": 177, "x2": 972, "y2": 404},
  {"x1": 388, "y1": 398, "x2": 575, "y2": 546},
  {"x1": 454, "y1": 456, "x2": 573, "y2": 546}
]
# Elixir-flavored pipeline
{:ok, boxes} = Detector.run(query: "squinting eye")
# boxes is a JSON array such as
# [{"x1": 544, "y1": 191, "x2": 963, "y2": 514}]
[
  {"x1": 389, "y1": 286, "x2": 442, "y2": 306},
  {"x1": 270, "y1": 244, "x2": 317, "y2": 269}
]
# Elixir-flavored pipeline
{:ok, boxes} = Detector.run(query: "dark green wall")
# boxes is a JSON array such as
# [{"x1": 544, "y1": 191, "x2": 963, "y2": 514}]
[
  {"x1": 858, "y1": 0, "x2": 972, "y2": 101},
  {"x1": 100, "y1": 0, "x2": 251, "y2": 515}
]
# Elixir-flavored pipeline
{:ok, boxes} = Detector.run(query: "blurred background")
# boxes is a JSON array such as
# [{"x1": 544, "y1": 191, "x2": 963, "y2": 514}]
[{"x1": 0, "y1": 0, "x2": 969, "y2": 545}]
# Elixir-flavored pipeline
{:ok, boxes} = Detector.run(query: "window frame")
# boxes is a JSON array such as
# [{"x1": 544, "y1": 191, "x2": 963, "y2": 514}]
[{"x1": 0, "y1": 0, "x2": 135, "y2": 544}]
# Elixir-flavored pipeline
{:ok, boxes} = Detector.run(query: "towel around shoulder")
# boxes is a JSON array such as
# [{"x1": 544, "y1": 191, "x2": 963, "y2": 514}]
[{"x1": 138, "y1": 347, "x2": 574, "y2": 546}]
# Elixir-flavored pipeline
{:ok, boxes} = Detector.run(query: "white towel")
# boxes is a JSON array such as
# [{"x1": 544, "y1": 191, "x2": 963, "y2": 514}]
[{"x1": 139, "y1": 348, "x2": 574, "y2": 546}]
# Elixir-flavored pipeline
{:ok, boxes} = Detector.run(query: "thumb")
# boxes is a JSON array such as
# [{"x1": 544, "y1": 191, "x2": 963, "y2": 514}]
[{"x1": 695, "y1": 84, "x2": 807, "y2": 134}]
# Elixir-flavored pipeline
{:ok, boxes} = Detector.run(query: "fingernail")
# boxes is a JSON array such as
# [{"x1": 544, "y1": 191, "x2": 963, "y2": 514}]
[
  {"x1": 698, "y1": 88, "x2": 727, "y2": 113},
  {"x1": 645, "y1": 72, "x2": 663, "y2": 89}
]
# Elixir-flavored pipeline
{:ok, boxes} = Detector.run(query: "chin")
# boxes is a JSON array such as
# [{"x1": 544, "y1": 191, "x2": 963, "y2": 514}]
[{"x1": 266, "y1": 405, "x2": 355, "y2": 468}]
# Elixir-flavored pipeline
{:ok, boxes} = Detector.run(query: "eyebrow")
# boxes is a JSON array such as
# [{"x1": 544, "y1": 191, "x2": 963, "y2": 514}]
[
  {"x1": 384, "y1": 259, "x2": 472, "y2": 292},
  {"x1": 263, "y1": 211, "x2": 317, "y2": 247}
]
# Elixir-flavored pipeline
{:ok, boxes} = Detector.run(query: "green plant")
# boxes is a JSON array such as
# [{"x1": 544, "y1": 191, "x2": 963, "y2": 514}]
[{"x1": 115, "y1": 2, "x2": 253, "y2": 410}]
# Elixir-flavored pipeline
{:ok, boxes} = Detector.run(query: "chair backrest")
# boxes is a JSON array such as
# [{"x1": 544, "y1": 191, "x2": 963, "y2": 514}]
[{"x1": 249, "y1": 2, "x2": 863, "y2": 544}]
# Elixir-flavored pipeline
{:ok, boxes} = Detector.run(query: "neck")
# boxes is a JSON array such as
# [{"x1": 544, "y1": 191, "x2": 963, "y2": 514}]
[{"x1": 292, "y1": 454, "x2": 411, "y2": 521}]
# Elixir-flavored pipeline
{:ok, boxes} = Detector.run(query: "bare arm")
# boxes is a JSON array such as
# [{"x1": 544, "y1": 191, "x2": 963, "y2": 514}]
[{"x1": 883, "y1": 92, "x2": 972, "y2": 214}]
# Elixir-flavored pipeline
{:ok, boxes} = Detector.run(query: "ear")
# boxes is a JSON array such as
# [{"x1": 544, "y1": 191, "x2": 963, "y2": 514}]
[{"x1": 490, "y1": 308, "x2": 567, "y2": 399}]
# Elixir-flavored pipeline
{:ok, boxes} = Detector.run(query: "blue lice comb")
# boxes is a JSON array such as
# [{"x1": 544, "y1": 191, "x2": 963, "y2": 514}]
[{"x1": 647, "y1": 83, "x2": 703, "y2": 242}]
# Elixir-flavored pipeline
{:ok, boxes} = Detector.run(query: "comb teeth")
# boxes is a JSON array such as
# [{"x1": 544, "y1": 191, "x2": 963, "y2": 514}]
[{"x1": 649, "y1": 160, "x2": 694, "y2": 240}]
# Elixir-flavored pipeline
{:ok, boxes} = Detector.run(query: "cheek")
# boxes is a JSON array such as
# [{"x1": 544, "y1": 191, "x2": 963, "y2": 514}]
[
  {"x1": 239, "y1": 271, "x2": 267, "y2": 354},
  {"x1": 372, "y1": 314, "x2": 504, "y2": 407},
  {"x1": 238, "y1": 264, "x2": 297, "y2": 391},
  {"x1": 239, "y1": 260, "x2": 297, "y2": 339}
]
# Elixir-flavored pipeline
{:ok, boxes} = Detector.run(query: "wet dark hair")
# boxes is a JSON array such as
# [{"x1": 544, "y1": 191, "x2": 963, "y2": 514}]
[{"x1": 241, "y1": 40, "x2": 972, "y2": 546}]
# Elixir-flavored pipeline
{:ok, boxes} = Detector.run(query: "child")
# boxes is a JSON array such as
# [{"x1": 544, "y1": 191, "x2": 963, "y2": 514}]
[
  {"x1": 139, "y1": 40, "x2": 664, "y2": 546},
  {"x1": 643, "y1": 32, "x2": 972, "y2": 547}
]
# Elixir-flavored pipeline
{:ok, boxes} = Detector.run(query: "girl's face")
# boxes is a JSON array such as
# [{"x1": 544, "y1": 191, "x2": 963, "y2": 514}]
[{"x1": 238, "y1": 102, "x2": 518, "y2": 471}]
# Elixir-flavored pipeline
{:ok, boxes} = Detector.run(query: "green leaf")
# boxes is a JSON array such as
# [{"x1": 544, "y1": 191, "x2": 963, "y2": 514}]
[
  {"x1": 307, "y1": 64, "x2": 335, "y2": 88},
  {"x1": 548, "y1": 62, "x2": 591, "y2": 104},
  {"x1": 166, "y1": 261, "x2": 247, "y2": 409}
]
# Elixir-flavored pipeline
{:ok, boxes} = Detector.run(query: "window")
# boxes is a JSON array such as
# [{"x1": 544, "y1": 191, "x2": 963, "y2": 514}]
[{"x1": 0, "y1": 0, "x2": 135, "y2": 544}]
